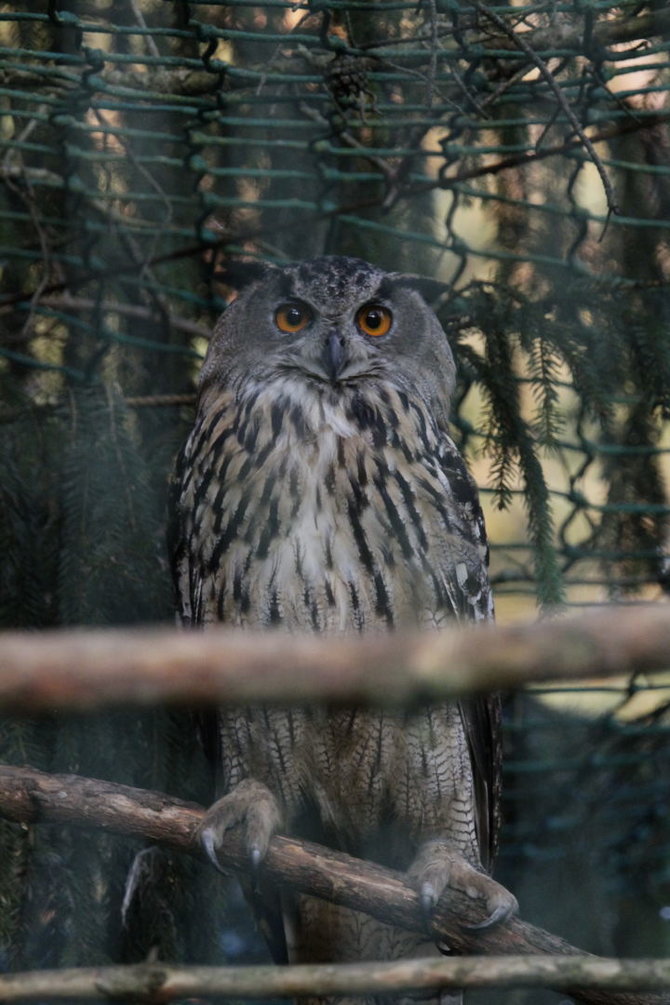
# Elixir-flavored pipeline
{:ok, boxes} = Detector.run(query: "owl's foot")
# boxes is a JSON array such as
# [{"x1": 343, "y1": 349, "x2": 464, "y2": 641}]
[
  {"x1": 408, "y1": 840, "x2": 518, "y2": 931},
  {"x1": 198, "y1": 778, "x2": 282, "y2": 872}
]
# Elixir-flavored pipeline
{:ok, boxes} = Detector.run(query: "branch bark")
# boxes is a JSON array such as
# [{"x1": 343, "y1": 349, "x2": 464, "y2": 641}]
[
  {"x1": 0, "y1": 764, "x2": 667, "y2": 1005},
  {"x1": 0, "y1": 605, "x2": 668, "y2": 712},
  {"x1": 1, "y1": 957, "x2": 670, "y2": 1002}
]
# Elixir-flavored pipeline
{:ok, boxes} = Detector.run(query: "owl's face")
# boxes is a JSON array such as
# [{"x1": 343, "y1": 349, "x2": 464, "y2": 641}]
[{"x1": 201, "y1": 256, "x2": 456, "y2": 427}]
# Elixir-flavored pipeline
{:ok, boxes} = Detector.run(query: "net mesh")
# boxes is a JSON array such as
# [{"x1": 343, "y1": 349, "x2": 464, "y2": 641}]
[{"x1": 0, "y1": 0, "x2": 669, "y2": 983}]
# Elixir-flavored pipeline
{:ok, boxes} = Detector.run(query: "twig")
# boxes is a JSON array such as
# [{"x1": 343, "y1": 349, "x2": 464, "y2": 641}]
[
  {"x1": 128, "y1": 0, "x2": 161, "y2": 61},
  {"x1": 0, "y1": 605, "x2": 668, "y2": 712},
  {"x1": 123, "y1": 393, "x2": 197, "y2": 408},
  {"x1": 470, "y1": 0, "x2": 619, "y2": 217},
  {"x1": 0, "y1": 764, "x2": 666, "y2": 1005},
  {"x1": 357, "y1": 5, "x2": 670, "y2": 53},
  {"x1": 9, "y1": 294, "x2": 211, "y2": 341},
  {"x1": 423, "y1": 0, "x2": 439, "y2": 111},
  {"x1": 298, "y1": 99, "x2": 397, "y2": 190},
  {"x1": 438, "y1": 110, "x2": 670, "y2": 189},
  {"x1": 510, "y1": 5, "x2": 670, "y2": 53}
]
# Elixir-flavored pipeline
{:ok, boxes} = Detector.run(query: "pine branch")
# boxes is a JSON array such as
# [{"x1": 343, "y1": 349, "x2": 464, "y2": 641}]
[
  {"x1": 0, "y1": 605, "x2": 669, "y2": 712},
  {"x1": 0, "y1": 764, "x2": 667, "y2": 1005}
]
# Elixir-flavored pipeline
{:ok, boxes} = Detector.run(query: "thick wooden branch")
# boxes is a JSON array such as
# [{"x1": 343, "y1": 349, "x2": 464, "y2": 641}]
[
  {"x1": 0, "y1": 605, "x2": 668, "y2": 712},
  {"x1": 0, "y1": 764, "x2": 667, "y2": 1005},
  {"x1": 1, "y1": 957, "x2": 670, "y2": 1002}
]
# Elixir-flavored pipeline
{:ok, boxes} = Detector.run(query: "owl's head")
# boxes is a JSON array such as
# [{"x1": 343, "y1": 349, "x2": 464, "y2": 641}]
[{"x1": 201, "y1": 256, "x2": 456, "y2": 426}]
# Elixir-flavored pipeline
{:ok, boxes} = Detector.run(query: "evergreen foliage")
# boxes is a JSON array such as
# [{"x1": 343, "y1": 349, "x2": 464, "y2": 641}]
[{"x1": 0, "y1": 380, "x2": 221, "y2": 966}]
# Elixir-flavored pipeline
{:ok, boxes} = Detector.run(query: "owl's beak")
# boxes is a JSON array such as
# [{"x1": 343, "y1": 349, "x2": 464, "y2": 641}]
[{"x1": 322, "y1": 332, "x2": 346, "y2": 383}]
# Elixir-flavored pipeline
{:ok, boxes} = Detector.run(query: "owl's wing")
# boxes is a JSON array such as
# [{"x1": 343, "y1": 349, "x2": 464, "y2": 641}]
[
  {"x1": 168, "y1": 442, "x2": 291, "y2": 964},
  {"x1": 168, "y1": 438, "x2": 199, "y2": 626},
  {"x1": 436, "y1": 433, "x2": 502, "y2": 872},
  {"x1": 459, "y1": 693, "x2": 502, "y2": 872}
]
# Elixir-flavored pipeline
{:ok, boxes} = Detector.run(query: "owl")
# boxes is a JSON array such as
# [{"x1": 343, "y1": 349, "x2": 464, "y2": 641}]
[{"x1": 170, "y1": 256, "x2": 517, "y2": 999}]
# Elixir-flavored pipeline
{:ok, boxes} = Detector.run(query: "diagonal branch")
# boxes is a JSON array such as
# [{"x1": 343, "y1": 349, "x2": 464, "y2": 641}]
[{"x1": 0, "y1": 764, "x2": 667, "y2": 1005}]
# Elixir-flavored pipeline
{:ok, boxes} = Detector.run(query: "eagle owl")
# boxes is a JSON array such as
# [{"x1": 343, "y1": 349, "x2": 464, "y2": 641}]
[{"x1": 170, "y1": 256, "x2": 516, "y2": 998}]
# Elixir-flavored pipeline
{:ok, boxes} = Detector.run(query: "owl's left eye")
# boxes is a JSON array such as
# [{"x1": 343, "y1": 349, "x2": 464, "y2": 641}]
[
  {"x1": 356, "y1": 304, "x2": 393, "y2": 338},
  {"x1": 275, "y1": 302, "x2": 312, "y2": 333}
]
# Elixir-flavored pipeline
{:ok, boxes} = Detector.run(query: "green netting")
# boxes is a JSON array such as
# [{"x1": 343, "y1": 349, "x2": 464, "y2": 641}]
[{"x1": 0, "y1": 0, "x2": 669, "y2": 993}]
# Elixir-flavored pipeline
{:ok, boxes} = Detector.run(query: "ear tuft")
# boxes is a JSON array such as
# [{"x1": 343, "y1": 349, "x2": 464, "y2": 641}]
[
  {"x1": 388, "y1": 273, "x2": 449, "y2": 306},
  {"x1": 214, "y1": 259, "x2": 276, "y2": 291}
]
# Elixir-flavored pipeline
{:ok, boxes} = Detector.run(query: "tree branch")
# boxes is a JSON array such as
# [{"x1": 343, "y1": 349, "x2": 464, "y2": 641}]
[
  {"x1": 444, "y1": 111, "x2": 670, "y2": 188},
  {"x1": 3, "y1": 5, "x2": 669, "y2": 104},
  {"x1": 470, "y1": 0, "x2": 619, "y2": 216},
  {"x1": 14, "y1": 294, "x2": 211, "y2": 341},
  {"x1": 1, "y1": 956, "x2": 670, "y2": 1002},
  {"x1": 0, "y1": 764, "x2": 667, "y2": 1005},
  {"x1": 503, "y1": 5, "x2": 670, "y2": 52},
  {"x1": 0, "y1": 605, "x2": 668, "y2": 712}
]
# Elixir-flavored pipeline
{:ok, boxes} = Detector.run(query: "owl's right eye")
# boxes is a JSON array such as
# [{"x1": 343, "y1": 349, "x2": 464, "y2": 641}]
[{"x1": 274, "y1": 302, "x2": 312, "y2": 333}]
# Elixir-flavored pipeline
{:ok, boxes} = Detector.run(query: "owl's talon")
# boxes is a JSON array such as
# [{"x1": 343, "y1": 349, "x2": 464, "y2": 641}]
[
  {"x1": 420, "y1": 881, "x2": 438, "y2": 914},
  {"x1": 197, "y1": 778, "x2": 282, "y2": 871},
  {"x1": 409, "y1": 840, "x2": 517, "y2": 931}
]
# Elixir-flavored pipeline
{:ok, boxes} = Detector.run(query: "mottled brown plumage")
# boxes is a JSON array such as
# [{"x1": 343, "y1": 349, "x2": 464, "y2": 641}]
[{"x1": 170, "y1": 256, "x2": 516, "y2": 999}]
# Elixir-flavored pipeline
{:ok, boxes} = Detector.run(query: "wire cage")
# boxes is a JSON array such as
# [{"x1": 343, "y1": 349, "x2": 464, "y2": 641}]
[{"x1": 0, "y1": 0, "x2": 669, "y2": 998}]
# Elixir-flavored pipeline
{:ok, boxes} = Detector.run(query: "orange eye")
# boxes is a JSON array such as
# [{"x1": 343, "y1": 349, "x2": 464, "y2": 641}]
[
  {"x1": 275, "y1": 302, "x2": 312, "y2": 333},
  {"x1": 356, "y1": 304, "x2": 392, "y2": 338}
]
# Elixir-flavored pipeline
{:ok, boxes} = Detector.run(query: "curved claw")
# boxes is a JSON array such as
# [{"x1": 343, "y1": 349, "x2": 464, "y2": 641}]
[
  {"x1": 200, "y1": 825, "x2": 227, "y2": 874},
  {"x1": 420, "y1": 881, "x2": 438, "y2": 914},
  {"x1": 462, "y1": 893, "x2": 518, "y2": 931}
]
